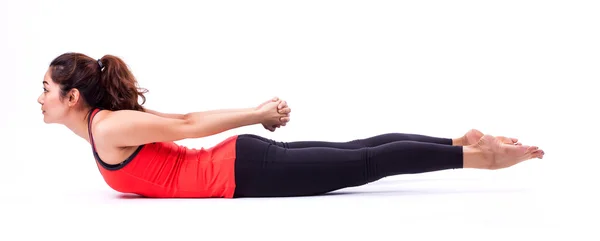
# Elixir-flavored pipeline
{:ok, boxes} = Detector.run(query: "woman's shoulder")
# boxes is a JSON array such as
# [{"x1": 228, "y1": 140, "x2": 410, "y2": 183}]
[{"x1": 92, "y1": 109, "x2": 191, "y2": 148}]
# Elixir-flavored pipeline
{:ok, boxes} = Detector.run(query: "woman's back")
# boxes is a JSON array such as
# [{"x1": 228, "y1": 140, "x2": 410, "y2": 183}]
[{"x1": 88, "y1": 108, "x2": 239, "y2": 198}]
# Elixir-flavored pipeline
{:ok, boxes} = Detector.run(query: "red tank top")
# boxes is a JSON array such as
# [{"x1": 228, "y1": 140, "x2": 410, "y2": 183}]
[{"x1": 87, "y1": 108, "x2": 238, "y2": 198}]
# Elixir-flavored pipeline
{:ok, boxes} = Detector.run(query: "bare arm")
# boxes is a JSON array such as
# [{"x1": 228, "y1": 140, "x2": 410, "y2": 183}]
[
  {"x1": 99, "y1": 108, "x2": 262, "y2": 148},
  {"x1": 143, "y1": 108, "x2": 185, "y2": 119},
  {"x1": 181, "y1": 108, "x2": 261, "y2": 138},
  {"x1": 143, "y1": 107, "x2": 254, "y2": 120},
  {"x1": 183, "y1": 108, "x2": 255, "y2": 119},
  {"x1": 142, "y1": 97, "x2": 284, "y2": 120}
]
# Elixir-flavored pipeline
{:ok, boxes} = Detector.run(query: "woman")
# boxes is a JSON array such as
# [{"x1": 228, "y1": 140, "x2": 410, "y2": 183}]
[{"x1": 38, "y1": 52, "x2": 544, "y2": 198}]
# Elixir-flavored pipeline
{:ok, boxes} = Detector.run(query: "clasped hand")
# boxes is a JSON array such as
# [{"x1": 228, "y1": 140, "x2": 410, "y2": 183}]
[{"x1": 255, "y1": 97, "x2": 291, "y2": 132}]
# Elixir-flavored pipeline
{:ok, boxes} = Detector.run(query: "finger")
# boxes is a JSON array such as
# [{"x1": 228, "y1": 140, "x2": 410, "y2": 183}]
[
  {"x1": 280, "y1": 117, "x2": 290, "y2": 124},
  {"x1": 264, "y1": 125, "x2": 272, "y2": 131},
  {"x1": 279, "y1": 117, "x2": 288, "y2": 126},
  {"x1": 278, "y1": 100, "x2": 287, "y2": 109},
  {"x1": 278, "y1": 107, "x2": 291, "y2": 114},
  {"x1": 272, "y1": 97, "x2": 279, "y2": 101}
]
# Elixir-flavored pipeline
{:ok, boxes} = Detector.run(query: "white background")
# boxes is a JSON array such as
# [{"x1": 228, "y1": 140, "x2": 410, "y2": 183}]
[{"x1": 1, "y1": 0, "x2": 598, "y2": 240}]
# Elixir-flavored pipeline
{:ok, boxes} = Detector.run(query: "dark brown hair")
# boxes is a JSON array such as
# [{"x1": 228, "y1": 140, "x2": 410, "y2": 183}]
[{"x1": 49, "y1": 52, "x2": 148, "y2": 112}]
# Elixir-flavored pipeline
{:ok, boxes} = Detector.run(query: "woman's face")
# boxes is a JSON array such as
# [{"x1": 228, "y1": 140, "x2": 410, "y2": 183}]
[{"x1": 38, "y1": 68, "x2": 69, "y2": 124}]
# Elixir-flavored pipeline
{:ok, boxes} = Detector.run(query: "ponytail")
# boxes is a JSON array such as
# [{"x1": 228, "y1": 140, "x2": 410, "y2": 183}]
[{"x1": 97, "y1": 55, "x2": 148, "y2": 111}]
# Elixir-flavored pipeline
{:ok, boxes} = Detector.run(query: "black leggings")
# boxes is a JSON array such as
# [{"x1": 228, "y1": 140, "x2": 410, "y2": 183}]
[{"x1": 232, "y1": 133, "x2": 463, "y2": 198}]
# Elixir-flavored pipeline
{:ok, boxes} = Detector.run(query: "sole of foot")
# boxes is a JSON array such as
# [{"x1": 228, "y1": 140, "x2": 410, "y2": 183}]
[{"x1": 475, "y1": 134, "x2": 544, "y2": 170}]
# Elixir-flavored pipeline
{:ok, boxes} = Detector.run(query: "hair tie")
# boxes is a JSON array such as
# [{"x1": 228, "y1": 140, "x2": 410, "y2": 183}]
[{"x1": 97, "y1": 59, "x2": 104, "y2": 69}]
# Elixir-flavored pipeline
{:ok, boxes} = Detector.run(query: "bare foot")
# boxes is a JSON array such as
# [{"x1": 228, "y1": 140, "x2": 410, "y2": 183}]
[
  {"x1": 462, "y1": 129, "x2": 521, "y2": 146},
  {"x1": 474, "y1": 134, "x2": 544, "y2": 170}
]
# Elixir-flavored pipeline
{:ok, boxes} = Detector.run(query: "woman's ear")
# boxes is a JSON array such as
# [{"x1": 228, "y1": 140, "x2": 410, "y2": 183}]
[{"x1": 67, "y1": 89, "x2": 81, "y2": 106}]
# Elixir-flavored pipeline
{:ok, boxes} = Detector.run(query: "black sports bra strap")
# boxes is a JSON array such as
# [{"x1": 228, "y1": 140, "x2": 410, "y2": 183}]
[
  {"x1": 86, "y1": 107, "x2": 143, "y2": 170},
  {"x1": 87, "y1": 108, "x2": 100, "y2": 150}
]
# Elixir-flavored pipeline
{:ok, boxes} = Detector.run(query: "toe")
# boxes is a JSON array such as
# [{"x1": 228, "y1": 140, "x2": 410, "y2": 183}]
[{"x1": 514, "y1": 145, "x2": 530, "y2": 155}]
